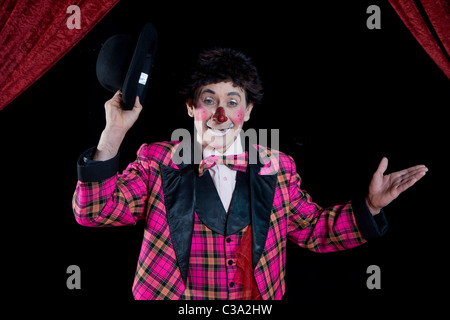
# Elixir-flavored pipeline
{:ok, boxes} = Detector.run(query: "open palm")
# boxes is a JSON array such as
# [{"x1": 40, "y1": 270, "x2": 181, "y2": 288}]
[{"x1": 366, "y1": 157, "x2": 428, "y2": 215}]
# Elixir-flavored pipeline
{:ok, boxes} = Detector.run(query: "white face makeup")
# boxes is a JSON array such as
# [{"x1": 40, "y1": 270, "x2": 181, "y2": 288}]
[{"x1": 186, "y1": 82, "x2": 254, "y2": 153}]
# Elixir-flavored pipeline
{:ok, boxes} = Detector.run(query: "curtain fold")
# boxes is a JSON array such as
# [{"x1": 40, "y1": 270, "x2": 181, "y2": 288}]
[
  {"x1": 0, "y1": 0, "x2": 119, "y2": 111},
  {"x1": 389, "y1": 0, "x2": 450, "y2": 79}
]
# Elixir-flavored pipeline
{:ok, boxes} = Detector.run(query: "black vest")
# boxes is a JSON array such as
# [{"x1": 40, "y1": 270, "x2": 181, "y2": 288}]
[{"x1": 195, "y1": 169, "x2": 251, "y2": 236}]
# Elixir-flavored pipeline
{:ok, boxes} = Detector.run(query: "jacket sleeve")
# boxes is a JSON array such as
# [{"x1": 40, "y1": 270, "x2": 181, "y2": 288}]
[
  {"x1": 72, "y1": 144, "x2": 153, "y2": 227},
  {"x1": 286, "y1": 156, "x2": 388, "y2": 253}
]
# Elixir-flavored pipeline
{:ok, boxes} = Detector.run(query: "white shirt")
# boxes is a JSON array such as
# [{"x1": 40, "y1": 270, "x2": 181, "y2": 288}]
[{"x1": 201, "y1": 135, "x2": 244, "y2": 213}]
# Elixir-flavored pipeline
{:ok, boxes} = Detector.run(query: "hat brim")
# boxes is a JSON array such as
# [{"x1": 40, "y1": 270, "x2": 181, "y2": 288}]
[{"x1": 122, "y1": 23, "x2": 158, "y2": 109}]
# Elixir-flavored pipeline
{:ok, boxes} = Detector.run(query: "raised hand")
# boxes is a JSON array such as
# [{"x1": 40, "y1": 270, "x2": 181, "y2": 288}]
[
  {"x1": 104, "y1": 90, "x2": 143, "y2": 133},
  {"x1": 366, "y1": 157, "x2": 428, "y2": 215},
  {"x1": 93, "y1": 90, "x2": 143, "y2": 161}
]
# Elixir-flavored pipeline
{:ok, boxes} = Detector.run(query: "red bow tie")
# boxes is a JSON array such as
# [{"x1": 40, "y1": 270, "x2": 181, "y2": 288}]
[{"x1": 198, "y1": 153, "x2": 248, "y2": 176}]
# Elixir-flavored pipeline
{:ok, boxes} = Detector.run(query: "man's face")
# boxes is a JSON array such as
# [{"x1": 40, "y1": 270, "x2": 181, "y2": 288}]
[{"x1": 186, "y1": 81, "x2": 254, "y2": 153}]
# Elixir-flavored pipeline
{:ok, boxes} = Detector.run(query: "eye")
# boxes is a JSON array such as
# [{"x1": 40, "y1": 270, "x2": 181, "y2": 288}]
[
  {"x1": 203, "y1": 97, "x2": 216, "y2": 106},
  {"x1": 228, "y1": 99, "x2": 238, "y2": 107}
]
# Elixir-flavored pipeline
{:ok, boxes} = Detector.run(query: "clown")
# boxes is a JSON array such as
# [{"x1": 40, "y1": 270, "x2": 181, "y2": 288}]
[{"x1": 73, "y1": 47, "x2": 427, "y2": 300}]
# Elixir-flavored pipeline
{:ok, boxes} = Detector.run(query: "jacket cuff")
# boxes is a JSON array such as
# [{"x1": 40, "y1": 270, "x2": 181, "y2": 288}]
[
  {"x1": 77, "y1": 147, "x2": 119, "y2": 182},
  {"x1": 352, "y1": 197, "x2": 388, "y2": 240}
]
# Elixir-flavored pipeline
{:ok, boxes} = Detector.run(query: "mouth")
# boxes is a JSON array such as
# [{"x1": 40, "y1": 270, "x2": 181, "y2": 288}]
[{"x1": 206, "y1": 123, "x2": 235, "y2": 136}]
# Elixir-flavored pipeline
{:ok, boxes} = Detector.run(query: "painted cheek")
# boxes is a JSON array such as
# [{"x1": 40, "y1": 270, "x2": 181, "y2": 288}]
[
  {"x1": 230, "y1": 106, "x2": 245, "y2": 124},
  {"x1": 195, "y1": 104, "x2": 210, "y2": 121}
]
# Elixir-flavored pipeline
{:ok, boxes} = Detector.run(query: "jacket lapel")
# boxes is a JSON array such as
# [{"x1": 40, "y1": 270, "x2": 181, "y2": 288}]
[
  {"x1": 160, "y1": 140, "x2": 198, "y2": 283},
  {"x1": 161, "y1": 163, "x2": 195, "y2": 283},
  {"x1": 248, "y1": 145, "x2": 278, "y2": 270}
]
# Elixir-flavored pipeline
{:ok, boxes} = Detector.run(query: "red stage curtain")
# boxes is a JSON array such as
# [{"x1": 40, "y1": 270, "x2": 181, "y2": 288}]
[
  {"x1": 389, "y1": 0, "x2": 450, "y2": 79},
  {"x1": 0, "y1": 0, "x2": 119, "y2": 111}
]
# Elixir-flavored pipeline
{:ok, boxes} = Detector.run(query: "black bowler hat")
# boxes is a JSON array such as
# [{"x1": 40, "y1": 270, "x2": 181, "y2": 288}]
[{"x1": 96, "y1": 23, "x2": 158, "y2": 110}]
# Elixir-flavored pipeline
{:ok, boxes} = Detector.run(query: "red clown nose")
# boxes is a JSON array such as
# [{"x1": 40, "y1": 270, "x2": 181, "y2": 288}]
[{"x1": 214, "y1": 107, "x2": 228, "y2": 123}]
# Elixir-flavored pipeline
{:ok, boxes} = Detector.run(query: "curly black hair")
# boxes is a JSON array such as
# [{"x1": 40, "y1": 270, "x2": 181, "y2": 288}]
[{"x1": 180, "y1": 47, "x2": 264, "y2": 106}]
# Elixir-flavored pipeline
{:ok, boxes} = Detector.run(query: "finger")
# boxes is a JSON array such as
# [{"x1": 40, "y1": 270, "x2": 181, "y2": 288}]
[
  {"x1": 395, "y1": 170, "x2": 427, "y2": 194},
  {"x1": 134, "y1": 96, "x2": 142, "y2": 109},
  {"x1": 401, "y1": 166, "x2": 428, "y2": 178},
  {"x1": 391, "y1": 164, "x2": 428, "y2": 180},
  {"x1": 395, "y1": 178, "x2": 418, "y2": 194},
  {"x1": 396, "y1": 175, "x2": 423, "y2": 194},
  {"x1": 115, "y1": 89, "x2": 122, "y2": 95},
  {"x1": 375, "y1": 157, "x2": 388, "y2": 176},
  {"x1": 392, "y1": 167, "x2": 427, "y2": 185},
  {"x1": 112, "y1": 90, "x2": 123, "y2": 101},
  {"x1": 132, "y1": 96, "x2": 143, "y2": 115}
]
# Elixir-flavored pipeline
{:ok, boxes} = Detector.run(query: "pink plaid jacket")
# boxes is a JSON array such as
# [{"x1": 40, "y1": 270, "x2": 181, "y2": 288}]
[{"x1": 72, "y1": 141, "x2": 387, "y2": 300}]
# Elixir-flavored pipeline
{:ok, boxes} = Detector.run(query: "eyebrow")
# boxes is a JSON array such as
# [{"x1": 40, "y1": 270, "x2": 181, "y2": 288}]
[
  {"x1": 201, "y1": 89, "x2": 215, "y2": 95},
  {"x1": 200, "y1": 89, "x2": 242, "y2": 99},
  {"x1": 227, "y1": 92, "x2": 241, "y2": 99}
]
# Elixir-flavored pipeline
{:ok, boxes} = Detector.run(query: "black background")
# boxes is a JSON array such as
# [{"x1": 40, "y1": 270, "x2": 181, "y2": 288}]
[{"x1": 1, "y1": 0, "x2": 448, "y2": 316}]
